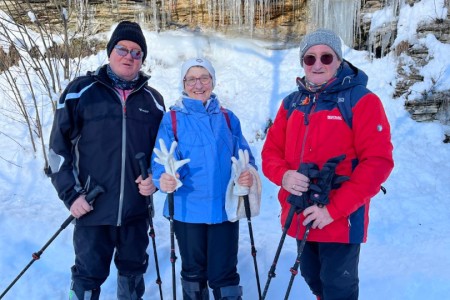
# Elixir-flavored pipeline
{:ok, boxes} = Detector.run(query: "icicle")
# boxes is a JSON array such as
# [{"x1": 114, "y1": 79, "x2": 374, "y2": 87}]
[
  {"x1": 308, "y1": 0, "x2": 360, "y2": 47},
  {"x1": 152, "y1": 0, "x2": 159, "y2": 32}
]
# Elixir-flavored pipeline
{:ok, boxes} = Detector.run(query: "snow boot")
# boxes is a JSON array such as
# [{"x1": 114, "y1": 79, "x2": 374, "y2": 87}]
[
  {"x1": 212, "y1": 285, "x2": 242, "y2": 300},
  {"x1": 117, "y1": 274, "x2": 145, "y2": 300},
  {"x1": 69, "y1": 282, "x2": 100, "y2": 300},
  {"x1": 181, "y1": 278, "x2": 210, "y2": 300}
]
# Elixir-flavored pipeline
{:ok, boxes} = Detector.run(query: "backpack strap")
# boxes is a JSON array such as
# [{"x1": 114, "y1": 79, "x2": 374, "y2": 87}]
[
  {"x1": 171, "y1": 110, "x2": 178, "y2": 141},
  {"x1": 336, "y1": 89, "x2": 353, "y2": 129},
  {"x1": 170, "y1": 106, "x2": 231, "y2": 142},
  {"x1": 220, "y1": 106, "x2": 231, "y2": 130}
]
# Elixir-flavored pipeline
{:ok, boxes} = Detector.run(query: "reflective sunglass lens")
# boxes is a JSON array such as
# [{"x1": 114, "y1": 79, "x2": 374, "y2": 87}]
[
  {"x1": 303, "y1": 55, "x2": 316, "y2": 66},
  {"x1": 114, "y1": 46, "x2": 143, "y2": 60},
  {"x1": 115, "y1": 47, "x2": 128, "y2": 57},
  {"x1": 303, "y1": 54, "x2": 334, "y2": 66},
  {"x1": 320, "y1": 54, "x2": 334, "y2": 65},
  {"x1": 130, "y1": 50, "x2": 142, "y2": 60}
]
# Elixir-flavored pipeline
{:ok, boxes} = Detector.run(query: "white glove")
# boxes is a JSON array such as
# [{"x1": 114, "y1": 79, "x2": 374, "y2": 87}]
[
  {"x1": 153, "y1": 139, "x2": 190, "y2": 190},
  {"x1": 231, "y1": 149, "x2": 250, "y2": 196}
]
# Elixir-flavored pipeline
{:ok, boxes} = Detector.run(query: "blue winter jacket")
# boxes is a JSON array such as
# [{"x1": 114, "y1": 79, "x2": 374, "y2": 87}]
[{"x1": 151, "y1": 94, "x2": 256, "y2": 224}]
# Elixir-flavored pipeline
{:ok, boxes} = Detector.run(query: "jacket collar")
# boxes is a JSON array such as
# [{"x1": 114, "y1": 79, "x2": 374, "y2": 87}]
[
  {"x1": 297, "y1": 60, "x2": 368, "y2": 94},
  {"x1": 172, "y1": 93, "x2": 220, "y2": 114},
  {"x1": 93, "y1": 64, "x2": 150, "y2": 90}
]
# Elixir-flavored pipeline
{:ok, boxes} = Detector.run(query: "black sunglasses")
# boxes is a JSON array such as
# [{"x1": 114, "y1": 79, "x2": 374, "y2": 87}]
[
  {"x1": 114, "y1": 45, "x2": 143, "y2": 60},
  {"x1": 303, "y1": 53, "x2": 334, "y2": 66}
]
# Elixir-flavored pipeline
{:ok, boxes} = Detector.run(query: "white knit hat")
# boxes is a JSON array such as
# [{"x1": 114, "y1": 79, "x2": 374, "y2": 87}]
[
  {"x1": 180, "y1": 58, "x2": 216, "y2": 88},
  {"x1": 299, "y1": 29, "x2": 343, "y2": 66}
]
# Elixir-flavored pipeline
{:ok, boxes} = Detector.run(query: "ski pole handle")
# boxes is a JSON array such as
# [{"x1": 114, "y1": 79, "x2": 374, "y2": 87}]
[
  {"x1": 135, "y1": 152, "x2": 156, "y2": 218},
  {"x1": 136, "y1": 152, "x2": 150, "y2": 180},
  {"x1": 61, "y1": 185, "x2": 105, "y2": 228},
  {"x1": 85, "y1": 185, "x2": 106, "y2": 204},
  {"x1": 243, "y1": 194, "x2": 251, "y2": 220}
]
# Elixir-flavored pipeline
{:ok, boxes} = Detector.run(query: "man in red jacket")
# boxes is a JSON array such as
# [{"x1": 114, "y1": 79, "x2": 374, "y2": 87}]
[{"x1": 261, "y1": 29, "x2": 394, "y2": 300}]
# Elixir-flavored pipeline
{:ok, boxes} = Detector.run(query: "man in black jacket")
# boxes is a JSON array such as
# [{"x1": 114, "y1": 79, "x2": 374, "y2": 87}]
[{"x1": 48, "y1": 21, "x2": 165, "y2": 299}]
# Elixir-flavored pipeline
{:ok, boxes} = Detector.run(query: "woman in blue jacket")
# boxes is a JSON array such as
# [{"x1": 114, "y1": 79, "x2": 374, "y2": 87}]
[{"x1": 152, "y1": 58, "x2": 256, "y2": 300}]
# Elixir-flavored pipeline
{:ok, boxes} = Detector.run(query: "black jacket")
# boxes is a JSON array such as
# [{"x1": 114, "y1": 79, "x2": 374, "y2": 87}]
[{"x1": 49, "y1": 65, "x2": 165, "y2": 226}]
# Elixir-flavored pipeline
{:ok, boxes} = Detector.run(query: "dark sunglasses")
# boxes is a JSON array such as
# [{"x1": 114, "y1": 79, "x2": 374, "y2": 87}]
[
  {"x1": 303, "y1": 53, "x2": 334, "y2": 66},
  {"x1": 114, "y1": 45, "x2": 143, "y2": 60}
]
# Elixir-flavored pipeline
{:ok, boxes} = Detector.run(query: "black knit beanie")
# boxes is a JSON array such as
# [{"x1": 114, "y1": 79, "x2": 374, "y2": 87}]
[{"x1": 107, "y1": 21, "x2": 147, "y2": 61}]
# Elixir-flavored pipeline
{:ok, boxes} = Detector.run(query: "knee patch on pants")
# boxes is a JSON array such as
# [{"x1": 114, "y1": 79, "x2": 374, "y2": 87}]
[
  {"x1": 117, "y1": 274, "x2": 145, "y2": 300},
  {"x1": 181, "y1": 278, "x2": 209, "y2": 300},
  {"x1": 213, "y1": 285, "x2": 242, "y2": 300},
  {"x1": 69, "y1": 281, "x2": 100, "y2": 300}
]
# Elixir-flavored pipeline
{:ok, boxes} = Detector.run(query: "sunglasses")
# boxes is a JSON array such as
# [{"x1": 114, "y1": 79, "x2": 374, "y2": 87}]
[
  {"x1": 114, "y1": 45, "x2": 143, "y2": 60},
  {"x1": 303, "y1": 53, "x2": 334, "y2": 66}
]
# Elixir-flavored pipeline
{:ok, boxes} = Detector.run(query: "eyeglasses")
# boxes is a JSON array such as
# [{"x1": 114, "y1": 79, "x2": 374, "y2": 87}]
[
  {"x1": 303, "y1": 53, "x2": 334, "y2": 66},
  {"x1": 184, "y1": 76, "x2": 212, "y2": 87},
  {"x1": 114, "y1": 45, "x2": 143, "y2": 60}
]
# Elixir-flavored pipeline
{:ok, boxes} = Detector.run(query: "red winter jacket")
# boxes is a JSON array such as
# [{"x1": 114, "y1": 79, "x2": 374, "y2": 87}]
[{"x1": 262, "y1": 61, "x2": 394, "y2": 243}]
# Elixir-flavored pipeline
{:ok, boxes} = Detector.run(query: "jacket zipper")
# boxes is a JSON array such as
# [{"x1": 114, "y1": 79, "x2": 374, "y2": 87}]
[
  {"x1": 96, "y1": 77, "x2": 149, "y2": 226},
  {"x1": 299, "y1": 94, "x2": 317, "y2": 162},
  {"x1": 116, "y1": 89, "x2": 128, "y2": 226}
]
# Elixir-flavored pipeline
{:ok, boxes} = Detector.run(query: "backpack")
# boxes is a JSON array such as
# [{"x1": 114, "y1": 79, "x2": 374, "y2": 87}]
[{"x1": 170, "y1": 107, "x2": 231, "y2": 141}]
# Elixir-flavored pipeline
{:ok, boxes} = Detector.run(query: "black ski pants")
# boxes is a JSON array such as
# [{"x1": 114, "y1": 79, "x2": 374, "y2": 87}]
[
  {"x1": 71, "y1": 218, "x2": 149, "y2": 294},
  {"x1": 298, "y1": 240, "x2": 360, "y2": 300},
  {"x1": 174, "y1": 220, "x2": 240, "y2": 292}
]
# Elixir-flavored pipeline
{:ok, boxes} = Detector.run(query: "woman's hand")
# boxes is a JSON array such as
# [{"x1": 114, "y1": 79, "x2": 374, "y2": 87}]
[
  {"x1": 237, "y1": 170, "x2": 253, "y2": 187},
  {"x1": 159, "y1": 173, "x2": 179, "y2": 193}
]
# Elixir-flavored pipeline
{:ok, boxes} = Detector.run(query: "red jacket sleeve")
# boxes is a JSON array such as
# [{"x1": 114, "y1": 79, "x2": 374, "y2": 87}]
[{"x1": 261, "y1": 102, "x2": 290, "y2": 186}]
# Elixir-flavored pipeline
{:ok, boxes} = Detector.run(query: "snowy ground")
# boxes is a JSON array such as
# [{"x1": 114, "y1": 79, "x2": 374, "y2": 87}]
[{"x1": 1, "y1": 3, "x2": 450, "y2": 298}]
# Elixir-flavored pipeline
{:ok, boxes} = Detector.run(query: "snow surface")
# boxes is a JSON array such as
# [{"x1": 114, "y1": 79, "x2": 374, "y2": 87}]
[{"x1": 1, "y1": 1, "x2": 450, "y2": 299}]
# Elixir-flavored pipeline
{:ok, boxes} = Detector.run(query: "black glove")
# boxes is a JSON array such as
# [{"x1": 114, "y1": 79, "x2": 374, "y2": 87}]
[
  {"x1": 310, "y1": 154, "x2": 349, "y2": 206},
  {"x1": 287, "y1": 162, "x2": 320, "y2": 213}
]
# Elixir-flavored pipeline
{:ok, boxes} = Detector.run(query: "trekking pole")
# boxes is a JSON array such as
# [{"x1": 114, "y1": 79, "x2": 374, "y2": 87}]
[
  {"x1": 261, "y1": 204, "x2": 297, "y2": 300},
  {"x1": 284, "y1": 221, "x2": 313, "y2": 300},
  {"x1": 168, "y1": 192, "x2": 177, "y2": 300},
  {"x1": 0, "y1": 185, "x2": 105, "y2": 300},
  {"x1": 135, "y1": 153, "x2": 163, "y2": 300},
  {"x1": 243, "y1": 195, "x2": 262, "y2": 299}
]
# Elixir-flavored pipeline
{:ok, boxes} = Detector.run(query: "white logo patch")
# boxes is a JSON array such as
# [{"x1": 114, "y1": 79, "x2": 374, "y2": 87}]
[
  {"x1": 328, "y1": 115, "x2": 343, "y2": 121},
  {"x1": 139, "y1": 108, "x2": 149, "y2": 113}
]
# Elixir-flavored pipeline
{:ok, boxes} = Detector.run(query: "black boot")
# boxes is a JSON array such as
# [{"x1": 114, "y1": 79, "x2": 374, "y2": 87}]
[
  {"x1": 181, "y1": 278, "x2": 210, "y2": 300},
  {"x1": 69, "y1": 281, "x2": 100, "y2": 300},
  {"x1": 212, "y1": 285, "x2": 242, "y2": 300},
  {"x1": 117, "y1": 274, "x2": 145, "y2": 300}
]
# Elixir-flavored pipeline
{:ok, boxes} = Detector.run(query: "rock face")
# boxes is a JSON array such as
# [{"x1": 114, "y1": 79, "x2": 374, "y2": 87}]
[
  {"x1": 357, "y1": 0, "x2": 450, "y2": 130},
  {"x1": 395, "y1": 16, "x2": 450, "y2": 126},
  {"x1": 1, "y1": 0, "x2": 309, "y2": 44},
  {"x1": 1, "y1": 0, "x2": 449, "y2": 130}
]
